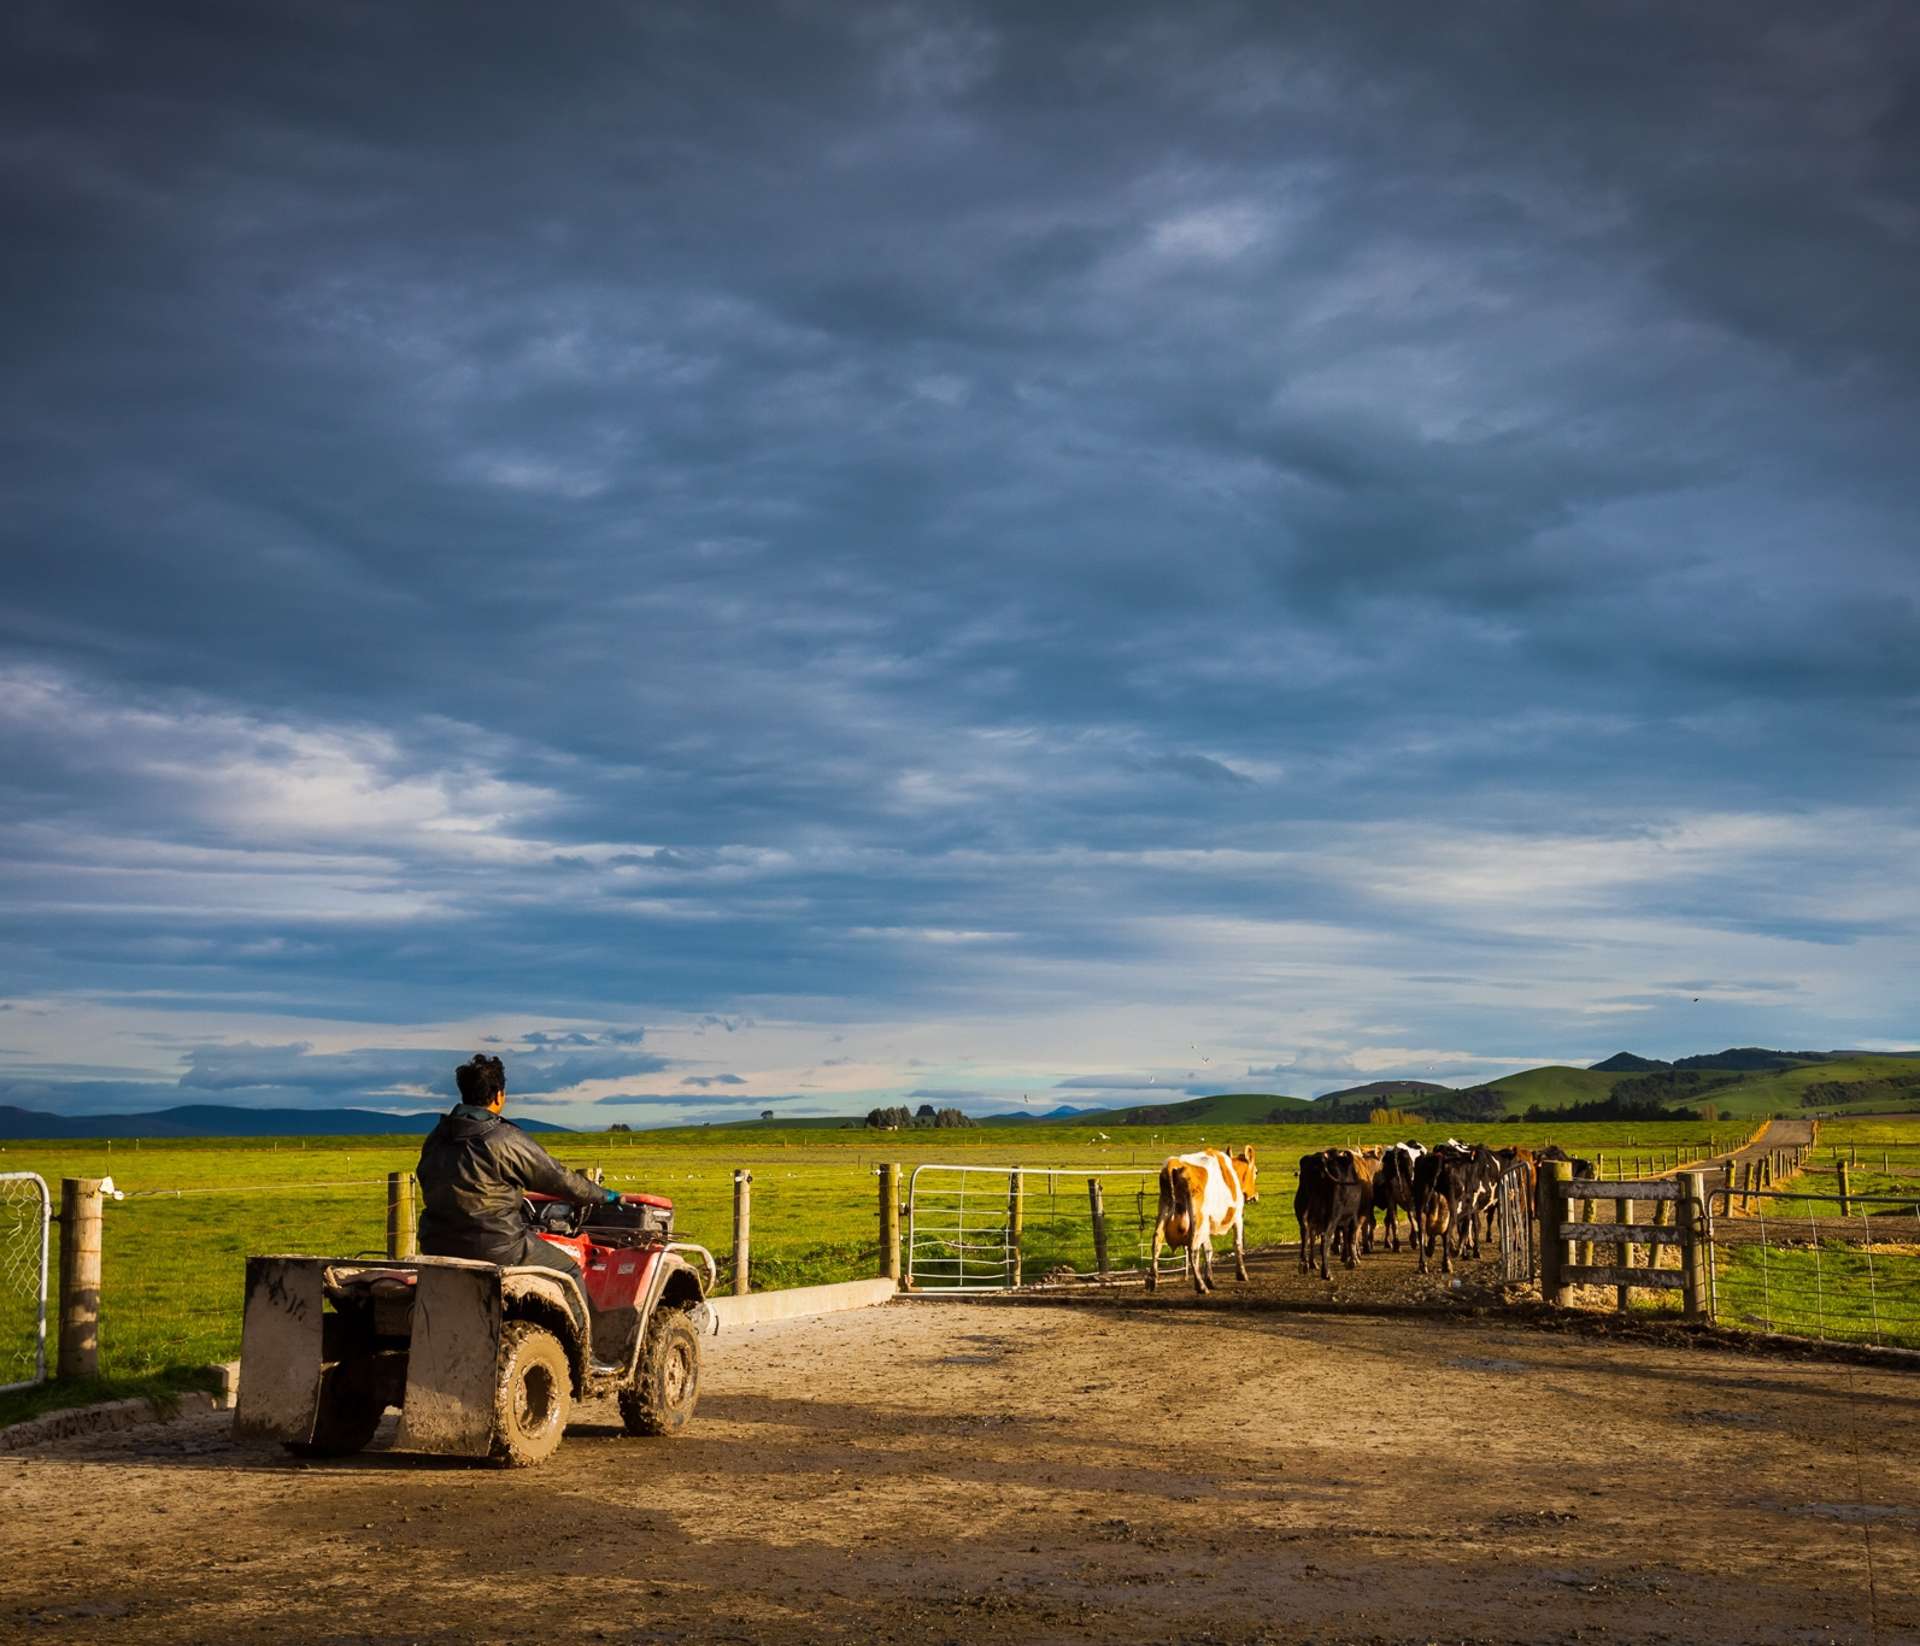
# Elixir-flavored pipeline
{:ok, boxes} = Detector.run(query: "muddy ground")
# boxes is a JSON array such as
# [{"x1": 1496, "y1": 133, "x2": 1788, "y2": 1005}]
[{"x1": 3, "y1": 1266, "x2": 1915, "y2": 1646}]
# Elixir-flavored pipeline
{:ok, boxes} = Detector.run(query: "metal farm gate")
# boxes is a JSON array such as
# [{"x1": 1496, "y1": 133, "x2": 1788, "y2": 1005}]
[
  {"x1": 905, "y1": 1164, "x2": 1180, "y2": 1292},
  {"x1": 1495, "y1": 1164, "x2": 1536, "y2": 1284},
  {"x1": 0, "y1": 1172, "x2": 51, "y2": 1392}
]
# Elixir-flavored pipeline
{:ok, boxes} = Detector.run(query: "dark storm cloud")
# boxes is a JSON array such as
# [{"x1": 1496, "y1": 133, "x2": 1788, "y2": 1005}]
[{"x1": 2, "y1": 2, "x2": 1917, "y2": 1114}]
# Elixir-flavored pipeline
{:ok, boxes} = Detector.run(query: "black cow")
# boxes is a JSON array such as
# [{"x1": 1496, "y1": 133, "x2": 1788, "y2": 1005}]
[
  {"x1": 1295, "y1": 1149, "x2": 1375, "y2": 1279},
  {"x1": 1413, "y1": 1143, "x2": 1500, "y2": 1274},
  {"x1": 1370, "y1": 1142, "x2": 1424, "y2": 1253},
  {"x1": 1537, "y1": 1144, "x2": 1597, "y2": 1181}
]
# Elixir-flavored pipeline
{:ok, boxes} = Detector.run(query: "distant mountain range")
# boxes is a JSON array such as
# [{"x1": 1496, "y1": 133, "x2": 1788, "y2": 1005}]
[
  {"x1": 4, "y1": 1045, "x2": 1918, "y2": 1139},
  {"x1": 0, "y1": 1103, "x2": 571, "y2": 1140}
]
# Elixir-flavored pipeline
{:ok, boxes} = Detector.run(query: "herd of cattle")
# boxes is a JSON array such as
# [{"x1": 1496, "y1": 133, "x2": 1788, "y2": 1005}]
[{"x1": 1145, "y1": 1140, "x2": 1596, "y2": 1294}]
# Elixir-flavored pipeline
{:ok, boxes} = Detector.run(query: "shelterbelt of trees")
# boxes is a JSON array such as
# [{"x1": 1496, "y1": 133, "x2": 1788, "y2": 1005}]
[{"x1": 861, "y1": 1104, "x2": 977, "y2": 1131}]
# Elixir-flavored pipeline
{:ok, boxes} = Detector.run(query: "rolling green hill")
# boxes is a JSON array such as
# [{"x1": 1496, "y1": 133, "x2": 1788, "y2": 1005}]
[
  {"x1": 1472, "y1": 1066, "x2": 1625, "y2": 1115},
  {"x1": 1100, "y1": 1091, "x2": 1314, "y2": 1127},
  {"x1": 1315, "y1": 1080, "x2": 1452, "y2": 1105},
  {"x1": 1656, "y1": 1054, "x2": 1920, "y2": 1118}
]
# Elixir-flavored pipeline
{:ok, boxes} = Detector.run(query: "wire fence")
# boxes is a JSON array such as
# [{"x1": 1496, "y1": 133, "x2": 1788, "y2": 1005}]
[
  {"x1": 0, "y1": 1174, "x2": 51, "y2": 1391},
  {"x1": 100, "y1": 1179, "x2": 391, "y2": 1375},
  {"x1": 1707, "y1": 1184, "x2": 1920, "y2": 1350},
  {"x1": 85, "y1": 1164, "x2": 893, "y2": 1371}
]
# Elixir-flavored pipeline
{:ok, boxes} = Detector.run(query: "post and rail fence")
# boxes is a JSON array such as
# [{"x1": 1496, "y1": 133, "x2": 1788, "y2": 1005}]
[{"x1": 1536, "y1": 1161, "x2": 1710, "y2": 1319}]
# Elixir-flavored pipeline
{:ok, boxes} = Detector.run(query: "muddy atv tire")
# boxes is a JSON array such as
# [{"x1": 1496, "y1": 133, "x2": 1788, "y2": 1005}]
[
  {"x1": 491, "y1": 1321, "x2": 572, "y2": 1467},
  {"x1": 620, "y1": 1308, "x2": 700, "y2": 1436},
  {"x1": 284, "y1": 1361, "x2": 384, "y2": 1458}
]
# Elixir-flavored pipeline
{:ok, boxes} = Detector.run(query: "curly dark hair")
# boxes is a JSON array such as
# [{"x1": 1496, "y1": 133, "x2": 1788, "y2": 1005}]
[{"x1": 455, "y1": 1053, "x2": 507, "y2": 1106}]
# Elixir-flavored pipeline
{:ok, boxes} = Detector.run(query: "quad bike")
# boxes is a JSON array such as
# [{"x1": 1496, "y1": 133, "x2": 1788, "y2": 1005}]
[{"x1": 234, "y1": 1190, "x2": 714, "y2": 1466}]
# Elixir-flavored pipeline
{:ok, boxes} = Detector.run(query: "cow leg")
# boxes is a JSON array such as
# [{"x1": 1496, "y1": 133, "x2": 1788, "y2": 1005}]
[
  {"x1": 1232, "y1": 1212, "x2": 1249, "y2": 1283},
  {"x1": 1193, "y1": 1232, "x2": 1213, "y2": 1295},
  {"x1": 1415, "y1": 1196, "x2": 1429, "y2": 1273},
  {"x1": 1146, "y1": 1217, "x2": 1164, "y2": 1291}
]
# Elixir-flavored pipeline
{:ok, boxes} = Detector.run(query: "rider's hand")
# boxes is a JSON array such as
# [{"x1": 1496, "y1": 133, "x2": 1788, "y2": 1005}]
[{"x1": 602, "y1": 1187, "x2": 623, "y2": 1203}]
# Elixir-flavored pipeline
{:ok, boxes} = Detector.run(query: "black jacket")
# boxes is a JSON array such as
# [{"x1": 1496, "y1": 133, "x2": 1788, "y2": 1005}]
[{"x1": 415, "y1": 1105, "x2": 607, "y2": 1265}]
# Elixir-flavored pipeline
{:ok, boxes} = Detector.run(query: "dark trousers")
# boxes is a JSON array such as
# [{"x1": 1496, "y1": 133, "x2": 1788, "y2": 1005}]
[
  {"x1": 418, "y1": 1226, "x2": 583, "y2": 1281},
  {"x1": 509, "y1": 1234, "x2": 583, "y2": 1281}
]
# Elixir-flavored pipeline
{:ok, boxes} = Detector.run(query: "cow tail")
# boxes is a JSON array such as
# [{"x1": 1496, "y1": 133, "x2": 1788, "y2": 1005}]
[{"x1": 1161, "y1": 1162, "x2": 1193, "y2": 1245}]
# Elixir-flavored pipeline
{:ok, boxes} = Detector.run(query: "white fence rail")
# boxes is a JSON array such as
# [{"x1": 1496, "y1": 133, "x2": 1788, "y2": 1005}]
[{"x1": 0, "y1": 1173, "x2": 51, "y2": 1392}]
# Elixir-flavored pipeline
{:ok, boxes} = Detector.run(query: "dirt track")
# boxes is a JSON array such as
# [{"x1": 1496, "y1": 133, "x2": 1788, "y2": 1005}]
[{"x1": 4, "y1": 1286, "x2": 1915, "y2": 1646}]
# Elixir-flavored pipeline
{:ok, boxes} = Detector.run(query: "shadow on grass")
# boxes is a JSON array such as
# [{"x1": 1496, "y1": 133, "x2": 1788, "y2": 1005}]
[{"x1": 0, "y1": 1363, "x2": 225, "y2": 1430}]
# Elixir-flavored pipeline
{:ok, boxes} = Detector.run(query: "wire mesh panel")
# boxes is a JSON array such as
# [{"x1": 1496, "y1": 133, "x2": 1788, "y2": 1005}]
[{"x1": 0, "y1": 1173, "x2": 51, "y2": 1392}]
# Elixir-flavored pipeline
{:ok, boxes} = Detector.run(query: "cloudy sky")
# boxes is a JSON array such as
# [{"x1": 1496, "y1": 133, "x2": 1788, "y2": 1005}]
[{"x1": 2, "y1": 2, "x2": 1916, "y2": 1126}]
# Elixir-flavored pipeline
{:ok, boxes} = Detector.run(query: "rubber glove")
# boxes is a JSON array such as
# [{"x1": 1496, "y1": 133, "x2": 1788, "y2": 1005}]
[{"x1": 603, "y1": 1187, "x2": 623, "y2": 1203}]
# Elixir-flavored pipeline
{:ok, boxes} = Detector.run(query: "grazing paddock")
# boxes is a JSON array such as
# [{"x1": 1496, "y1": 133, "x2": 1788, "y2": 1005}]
[
  {"x1": 0, "y1": 1119, "x2": 1746, "y2": 1388},
  {"x1": 1, "y1": 1299, "x2": 1913, "y2": 1646}
]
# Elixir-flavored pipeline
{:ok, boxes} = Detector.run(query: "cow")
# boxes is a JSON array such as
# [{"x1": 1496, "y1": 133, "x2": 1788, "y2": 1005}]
[
  {"x1": 1147, "y1": 1145, "x2": 1258, "y2": 1295},
  {"x1": 1370, "y1": 1140, "x2": 1426, "y2": 1253},
  {"x1": 1413, "y1": 1143, "x2": 1499, "y2": 1274},
  {"x1": 1536, "y1": 1144, "x2": 1596, "y2": 1181},
  {"x1": 1295, "y1": 1148, "x2": 1377, "y2": 1279}
]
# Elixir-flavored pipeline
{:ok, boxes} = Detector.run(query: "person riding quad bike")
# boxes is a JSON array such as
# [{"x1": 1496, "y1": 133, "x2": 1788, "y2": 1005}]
[
  {"x1": 415, "y1": 1053, "x2": 620, "y2": 1280},
  {"x1": 236, "y1": 1054, "x2": 706, "y2": 1465}
]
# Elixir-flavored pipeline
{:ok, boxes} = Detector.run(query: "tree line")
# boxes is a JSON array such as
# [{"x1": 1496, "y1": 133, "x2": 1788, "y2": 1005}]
[{"x1": 862, "y1": 1103, "x2": 976, "y2": 1131}]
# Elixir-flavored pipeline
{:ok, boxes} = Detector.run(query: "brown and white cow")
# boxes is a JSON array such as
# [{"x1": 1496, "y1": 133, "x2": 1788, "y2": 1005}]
[{"x1": 1147, "y1": 1145, "x2": 1258, "y2": 1295}]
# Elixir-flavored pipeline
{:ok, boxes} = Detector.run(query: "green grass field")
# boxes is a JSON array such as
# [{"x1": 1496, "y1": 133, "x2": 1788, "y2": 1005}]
[
  {"x1": 0, "y1": 1117, "x2": 1741, "y2": 1393},
  {"x1": 3, "y1": 1111, "x2": 1912, "y2": 1424}
]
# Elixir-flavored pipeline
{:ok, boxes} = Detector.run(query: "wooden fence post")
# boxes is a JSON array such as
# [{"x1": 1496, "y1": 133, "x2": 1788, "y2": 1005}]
[
  {"x1": 879, "y1": 1163, "x2": 901, "y2": 1283},
  {"x1": 1087, "y1": 1177, "x2": 1109, "y2": 1279},
  {"x1": 1836, "y1": 1160, "x2": 1852, "y2": 1220},
  {"x1": 1006, "y1": 1171, "x2": 1024, "y2": 1288},
  {"x1": 1538, "y1": 1161, "x2": 1571, "y2": 1307},
  {"x1": 1616, "y1": 1194, "x2": 1632, "y2": 1312},
  {"x1": 1680, "y1": 1170, "x2": 1708, "y2": 1321},
  {"x1": 57, "y1": 1177, "x2": 103, "y2": 1379},
  {"x1": 385, "y1": 1172, "x2": 415, "y2": 1259},
  {"x1": 731, "y1": 1168, "x2": 752, "y2": 1296}
]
